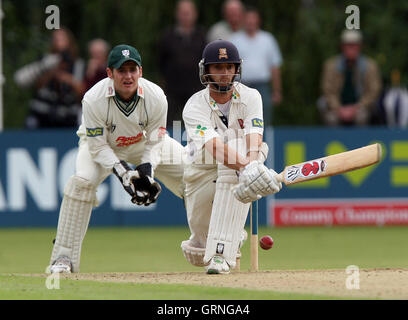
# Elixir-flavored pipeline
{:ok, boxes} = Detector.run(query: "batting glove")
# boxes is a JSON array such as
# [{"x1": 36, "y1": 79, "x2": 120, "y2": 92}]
[{"x1": 233, "y1": 161, "x2": 282, "y2": 203}]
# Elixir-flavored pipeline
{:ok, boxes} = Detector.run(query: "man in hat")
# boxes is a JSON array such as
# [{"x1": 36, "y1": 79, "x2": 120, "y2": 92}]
[
  {"x1": 49, "y1": 44, "x2": 185, "y2": 273},
  {"x1": 318, "y1": 30, "x2": 382, "y2": 126}
]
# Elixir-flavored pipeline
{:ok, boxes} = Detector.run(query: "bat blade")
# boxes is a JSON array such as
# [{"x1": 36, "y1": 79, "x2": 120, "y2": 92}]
[{"x1": 276, "y1": 143, "x2": 382, "y2": 186}]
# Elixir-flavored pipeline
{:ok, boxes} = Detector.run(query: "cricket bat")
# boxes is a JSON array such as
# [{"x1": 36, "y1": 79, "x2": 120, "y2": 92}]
[
  {"x1": 275, "y1": 143, "x2": 382, "y2": 185},
  {"x1": 247, "y1": 143, "x2": 381, "y2": 272}
]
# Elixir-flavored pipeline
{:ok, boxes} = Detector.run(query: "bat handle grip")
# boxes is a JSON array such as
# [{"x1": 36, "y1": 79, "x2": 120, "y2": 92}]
[{"x1": 275, "y1": 172, "x2": 284, "y2": 183}]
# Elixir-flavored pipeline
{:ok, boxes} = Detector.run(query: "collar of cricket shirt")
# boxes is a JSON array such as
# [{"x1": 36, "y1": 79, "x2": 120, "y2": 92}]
[
  {"x1": 106, "y1": 78, "x2": 145, "y2": 117},
  {"x1": 207, "y1": 91, "x2": 235, "y2": 128},
  {"x1": 105, "y1": 78, "x2": 145, "y2": 99},
  {"x1": 206, "y1": 85, "x2": 241, "y2": 111},
  {"x1": 113, "y1": 92, "x2": 140, "y2": 117}
]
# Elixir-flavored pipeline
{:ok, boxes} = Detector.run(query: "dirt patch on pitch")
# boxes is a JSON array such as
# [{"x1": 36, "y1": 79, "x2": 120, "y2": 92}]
[{"x1": 54, "y1": 268, "x2": 408, "y2": 299}]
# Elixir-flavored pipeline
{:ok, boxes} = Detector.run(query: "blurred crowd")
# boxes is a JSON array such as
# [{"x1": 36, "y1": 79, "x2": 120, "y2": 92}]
[
  {"x1": 14, "y1": 28, "x2": 110, "y2": 128},
  {"x1": 13, "y1": 0, "x2": 408, "y2": 129}
]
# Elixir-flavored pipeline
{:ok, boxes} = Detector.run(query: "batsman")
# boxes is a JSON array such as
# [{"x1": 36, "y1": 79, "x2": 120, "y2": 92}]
[
  {"x1": 181, "y1": 40, "x2": 282, "y2": 274},
  {"x1": 49, "y1": 44, "x2": 185, "y2": 273}
]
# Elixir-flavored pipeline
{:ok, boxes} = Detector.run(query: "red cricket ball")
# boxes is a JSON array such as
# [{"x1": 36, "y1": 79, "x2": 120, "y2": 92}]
[{"x1": 259, "y1": 235, "x2": 274, "y2": 250}]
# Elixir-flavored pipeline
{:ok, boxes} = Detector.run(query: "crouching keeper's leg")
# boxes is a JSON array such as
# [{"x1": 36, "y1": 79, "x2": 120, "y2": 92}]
[{"x1": 49, "y1": 175, "x2": 97, "y2": 273}]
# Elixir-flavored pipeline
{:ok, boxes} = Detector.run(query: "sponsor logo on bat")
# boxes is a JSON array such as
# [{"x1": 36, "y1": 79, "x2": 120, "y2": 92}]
[
  {"x1": 286, "y1": 165, "x2": 300, "y2": 182},
  {"x1": 286, "y1": 159, "x2": 327, "y2": 181}
]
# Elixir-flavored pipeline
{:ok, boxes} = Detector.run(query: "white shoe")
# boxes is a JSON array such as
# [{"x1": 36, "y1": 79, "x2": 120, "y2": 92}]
[
  {"x1": 206, "y1": 255, "x2": 230, "y2": 274},
  {"x1": 50, "y1": 256, "x2": 72, "y2": 273}
]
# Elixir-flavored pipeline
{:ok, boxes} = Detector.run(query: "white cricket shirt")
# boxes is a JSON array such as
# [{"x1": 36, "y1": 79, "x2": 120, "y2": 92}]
[
  {"x1": 77, "y1": 77, "x2": 168, "y2": 170},
  {"x1": 183, "y1": 82, "x2": 264, "y2": 165}
]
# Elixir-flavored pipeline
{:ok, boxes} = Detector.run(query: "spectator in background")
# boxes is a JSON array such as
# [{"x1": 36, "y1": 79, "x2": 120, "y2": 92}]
[
  {"x1": 207, "y1": 0, "x2": 244, "y2": 42},
  {"x1": 230, "y1": 7, "x2": 283, "y2": 126},
  {"x1": 14, "y1": 27, "x2": 85, "y2": 129},
  {"x1": 379, "y1": 69, "x2": 408, "y2": 127},
  {"x1": 318, "y1": 30, "x2": 382, "y2": 126},
  {"x1": 158, "y1": 0, "x2": 207, "y2": 128},
  {"x1": 83, "y1": 38, "x2": 110, "y2": 93}
]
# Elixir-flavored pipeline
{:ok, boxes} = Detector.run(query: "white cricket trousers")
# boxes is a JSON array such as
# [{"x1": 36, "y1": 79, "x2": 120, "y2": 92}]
[{"x1": 183, "y1": 164, "x2": 218, "y2": 248}]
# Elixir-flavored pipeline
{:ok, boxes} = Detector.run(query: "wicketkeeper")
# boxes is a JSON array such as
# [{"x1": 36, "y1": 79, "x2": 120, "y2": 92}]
[
  {"x1": 49, "y1": 44, "x2": 185, "y2": 273},
  {"x1": 181, "y1": 40, "x2": 282, "y2": 274}
]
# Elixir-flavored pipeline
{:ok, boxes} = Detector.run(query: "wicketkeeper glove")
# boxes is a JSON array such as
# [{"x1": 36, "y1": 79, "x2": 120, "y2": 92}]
[
  {"x1": 113, "y1": 160, "x2": 149, "y2": 205},
  {"x1": 133, "y1": 163, "x2": 162, "y2": 206}
]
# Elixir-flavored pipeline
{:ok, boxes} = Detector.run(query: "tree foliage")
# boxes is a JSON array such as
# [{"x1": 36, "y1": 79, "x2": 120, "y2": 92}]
[{"x1": 3, "y1": 0, "x2": 408, "y2": 128}]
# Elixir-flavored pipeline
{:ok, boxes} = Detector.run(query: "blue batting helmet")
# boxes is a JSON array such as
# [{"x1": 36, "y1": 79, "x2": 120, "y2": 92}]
[{"x1": 199, "y1": 40, "x2": 242, "y2": 92}]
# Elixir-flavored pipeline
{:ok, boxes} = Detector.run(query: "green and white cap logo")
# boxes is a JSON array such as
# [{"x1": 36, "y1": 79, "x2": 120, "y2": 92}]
[{"x1": 108, "y1": 44, "x2": 142, "y2": 69}]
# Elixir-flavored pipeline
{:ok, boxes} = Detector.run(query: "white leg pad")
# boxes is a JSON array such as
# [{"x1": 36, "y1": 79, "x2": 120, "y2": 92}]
[
  {"x1": 181, "y1": 240, "x2": 207, "y2": 267},
  {"x1": 203, "y1": 167, "x2": 251, "y2": 268},
  {"x1": 50, "y1": 175, "x2": 96, "y2": 272}
]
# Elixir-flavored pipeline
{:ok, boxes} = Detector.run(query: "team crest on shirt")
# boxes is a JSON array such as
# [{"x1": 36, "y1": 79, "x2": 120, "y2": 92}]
[
  {"x1": 218, "y1": 48, "x2": 228, "y2": 60},
  {"x1": 238, "y1": 119, "x2": 244, "y2": 129},
  {"x1": 122, "y1": 49, "x2": 130, "y2": 57}
]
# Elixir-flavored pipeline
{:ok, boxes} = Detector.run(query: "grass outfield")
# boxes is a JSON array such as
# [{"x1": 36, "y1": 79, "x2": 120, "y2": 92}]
[
  {"x1": 0, "y1": 275, "x2": 344, "y2": 300},
  {"x1": 0, "y1": 226, "x2": 407, "y2": 299}
]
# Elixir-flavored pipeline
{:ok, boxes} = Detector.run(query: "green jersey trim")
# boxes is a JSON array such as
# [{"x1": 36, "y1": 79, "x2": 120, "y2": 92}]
[{"x1": 113, "y1": 94, "x2": 140, "y2": 117}]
